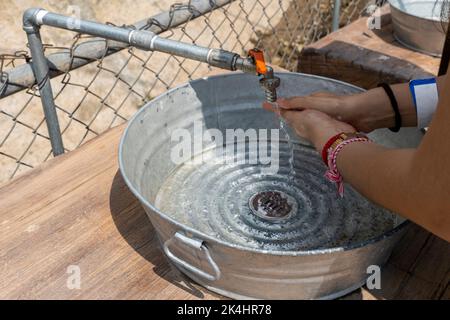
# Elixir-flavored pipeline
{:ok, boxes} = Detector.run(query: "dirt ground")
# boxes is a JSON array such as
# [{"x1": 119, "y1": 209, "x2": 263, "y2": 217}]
[{"x1": 0, "y1": 0, "x2": 169, "y2": 50}]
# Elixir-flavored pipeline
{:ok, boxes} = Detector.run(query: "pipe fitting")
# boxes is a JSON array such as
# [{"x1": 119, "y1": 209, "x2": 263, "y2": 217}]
[
  {"x1": 260, "y1": 66, "x2": 281, "y2": 103},
  {"x1": 128, "y1": 30, "x2": 158, "y2": 51},
  {"x1": 234, "y1": 56, "x2": 257, "y2": 74},
  {"x1": 207, "y1": 49, "x2": 240, "y2": 71},
  {"x1": 23, "y1": 8, "x2": 47, "y2": 32}
]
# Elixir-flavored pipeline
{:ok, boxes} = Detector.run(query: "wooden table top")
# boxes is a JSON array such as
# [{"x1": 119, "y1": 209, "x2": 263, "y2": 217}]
[
  {"x1": 0, "y1": 122, "x2": 448, "y2": 300},
  {"x1": 299, "y1": 6, "x2": 441, "y2": 89}
]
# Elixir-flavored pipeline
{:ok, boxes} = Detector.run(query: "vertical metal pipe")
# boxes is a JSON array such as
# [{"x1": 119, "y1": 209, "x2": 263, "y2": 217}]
[
  {"x1": 25, "y1": 25, "x2": 64, "y2": 156},
  {"x1": 332, "y1": 0, "x2": 342, "y2": 32}
]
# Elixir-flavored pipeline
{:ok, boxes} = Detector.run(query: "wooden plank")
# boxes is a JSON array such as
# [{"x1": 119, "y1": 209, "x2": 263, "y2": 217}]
[
  {"x1": 298, "y1": 7, "x2": 440, "y2": 89},
  {"x1": 410, "y1": 236, "x2": 450, "y2": 285},
  {"x1": 0, "y1": 124, "x2": 220, "y2": 299},
  {"x1": 388, "y1": 224, "x2": 432, "y2": 272},
  {"x1": 440, "y1": 284, "x2": 450, "y2": 300},
  {"x1": 395, "y1": 235, "x2": 450, "y2": 300}
]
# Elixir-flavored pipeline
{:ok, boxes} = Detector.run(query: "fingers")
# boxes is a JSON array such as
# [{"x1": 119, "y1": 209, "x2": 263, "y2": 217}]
[
  {"x1": 278, "y1": 109, "x2": 325, "y2": 145},
  {"x1": 262, "y1": 93, "x2": 347, "y2": 133},
  {"x1": 309, "y1": 91, "x2": 336, "y2": 98},
  {"x1": 280, "y1": 109, "x2": 325, "y2": 128},
  {"x1": 262, "y1": 97, "x2": 309, "y2": 113},
  {"x1": 263, "y1": 92, "x2": 336, "y2": 112},
  {"x1": 277, "y1": 92, "x2": 335, "y2": 109},
  {"x1": 278, "y1": 109, "x2": 296, "y2": 126},
  {"x1": 278, "y1": 109, "x2": 356, "y2": 151},
  {"x1": 262, "y1": 101, "x2": 298, "y2": 115},
  {"x1": 277, "y1": 97, "x2": 306, "y2": 110},
  {"x1": 262, "y1": 104, "x2": 357, "y2": 151},
  {"x1": 263, "y1": 103, "x2": 326, "y2": 128},
  {"x1": 279, "y1": 109, "x2": 323, "y2": 134},
  {"x1": 262, "y1": 92, "x2": 339, "y2": 112},
  {"x1": 262, "y1": 101, "x2": 277, "y2": 112}
]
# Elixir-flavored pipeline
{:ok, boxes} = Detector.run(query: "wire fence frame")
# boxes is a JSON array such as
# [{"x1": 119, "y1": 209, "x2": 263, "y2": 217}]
[{"x1": 0, "y1": 0, "x2": 374, "y2": 183}]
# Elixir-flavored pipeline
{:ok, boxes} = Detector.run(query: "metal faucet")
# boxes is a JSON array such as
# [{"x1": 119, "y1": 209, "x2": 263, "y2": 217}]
[
  {"x1": 247, "y1": 49, "x2": 281, "y2": 103},
  {"x1": 260, "y1": 67, "x2": 281, "y2": 103}
]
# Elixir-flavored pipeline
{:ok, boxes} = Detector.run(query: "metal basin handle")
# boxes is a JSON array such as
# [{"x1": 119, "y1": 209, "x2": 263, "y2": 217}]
[{"x1": 163, "y1": 232, "x2": 221, "y2": 282}]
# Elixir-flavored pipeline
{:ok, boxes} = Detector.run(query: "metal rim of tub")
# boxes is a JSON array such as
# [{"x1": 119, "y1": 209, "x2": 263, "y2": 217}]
[
  {"x1": 392, "y1": 33, "x2": 443, "y2": 58},
  {"x1": 197, "y1": 278, "x2": 368, "y2": 300},
  {"x1": 118, "y1": 71, "x2": 410, "y2": 257},
  {"x1": 389, "y1": 0, "x2": 445, "y2": 22},
  {"x1": 389, "y1": 0, "x2": 448, "y2": 57}
]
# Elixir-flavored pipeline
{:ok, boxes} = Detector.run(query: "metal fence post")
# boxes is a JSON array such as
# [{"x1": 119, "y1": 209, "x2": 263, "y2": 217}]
[
  {"x1": 332, "y1": 0, "x2": 342, "y2": 31},
  {"x1": 23, "y1": 9, "x2": 64, "y2": 156}
]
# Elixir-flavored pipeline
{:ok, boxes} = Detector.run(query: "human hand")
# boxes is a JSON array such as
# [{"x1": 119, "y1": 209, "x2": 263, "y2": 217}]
[
  {"x1": 263, "y1": 106, "x2": 355, "y2": 152},
  {"x1": 263, "y1": 92, "x2": 376, "y2": 133}
]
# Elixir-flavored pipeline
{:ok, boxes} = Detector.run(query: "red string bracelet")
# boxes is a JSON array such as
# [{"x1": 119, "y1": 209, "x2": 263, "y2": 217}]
[
  {"x1": 321, "y1": 133, "x2": 342, "y2": 164},
  {"x1": 321, "y1": 132, "x2": 367, "y2": 165},
  {"x1": 321, "y1": 132, "x2": 370, "y2": 197},
  {"x1": 325, "y1": 137, "x2": 370, "y2": 197}
]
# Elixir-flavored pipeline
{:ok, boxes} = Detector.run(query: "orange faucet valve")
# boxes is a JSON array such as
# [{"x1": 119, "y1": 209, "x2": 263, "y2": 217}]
[{"x1": 248, "y1": 49, "x2": 268, "y2": 76}]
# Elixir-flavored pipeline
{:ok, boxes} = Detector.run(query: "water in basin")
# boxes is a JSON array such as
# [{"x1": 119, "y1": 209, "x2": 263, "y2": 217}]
[{"x1": 155, "y1": 139, "x2": 397, "y2": 251}]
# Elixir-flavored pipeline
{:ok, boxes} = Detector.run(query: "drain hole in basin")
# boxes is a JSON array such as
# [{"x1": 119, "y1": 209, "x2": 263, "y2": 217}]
[{"x1": 249, "y1": 190, "x2": 296, "y2": 222}]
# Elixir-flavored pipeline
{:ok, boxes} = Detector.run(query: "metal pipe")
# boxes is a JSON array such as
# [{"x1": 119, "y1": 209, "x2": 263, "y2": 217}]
[
  {"x1": 23, "y1": 19, "x2": 64, "y2": 156},
  {"x1": 2, "y1": 0, "x2": 235, "y2": 99},
  {"x1": 25, "y1": 9, "x2": 254, "y2": 73},
  {"x1": 21, "y1": 5, "x2": 278, "y2": 156},
  {"x1": 332, "y1": 0, "x2": 342, "y2": 31}
]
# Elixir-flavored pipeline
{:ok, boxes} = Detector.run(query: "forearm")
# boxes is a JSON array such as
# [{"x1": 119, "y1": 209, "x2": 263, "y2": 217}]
[
  {"x1": 349, "y1": 76, "x2": 445, "y2": 131},
  {"x1": 336, "y1": 142, "x2": 449, "y2": 241},
  {"x1": 337, "y1": 143, "x2": 414, "y2": 212},
  {"x1": 278, "y1": 73, "x2": 450, "y2": 241}
]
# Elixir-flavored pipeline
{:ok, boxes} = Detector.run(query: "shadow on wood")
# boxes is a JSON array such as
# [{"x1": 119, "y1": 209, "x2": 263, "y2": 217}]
[
  {"x1": 299, "y1": 40, "x2": 435, "y2": 89},
  {"x1": 109, "y1": 170, "x2": 210, "y2": 299},
  {"x1": 367, "y1": 224, "x2": 449, "y2": 300}
]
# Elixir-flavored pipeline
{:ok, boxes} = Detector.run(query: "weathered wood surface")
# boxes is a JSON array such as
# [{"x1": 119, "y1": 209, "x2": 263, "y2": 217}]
[
  {"x1": 0, "y1": 122, "x2": 448, "y2": 299},
  {"x1": 0, "y1": 124, "x2": 222, "y2": 300},
  {"x1": 299, "y1": 7, "x2": 441, "y2": 89}
]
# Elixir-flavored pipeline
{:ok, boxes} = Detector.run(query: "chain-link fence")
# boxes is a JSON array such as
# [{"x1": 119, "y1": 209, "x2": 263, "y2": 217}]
[{"x1": 0, "y1": 0, "x2": 373, "y2": 183}]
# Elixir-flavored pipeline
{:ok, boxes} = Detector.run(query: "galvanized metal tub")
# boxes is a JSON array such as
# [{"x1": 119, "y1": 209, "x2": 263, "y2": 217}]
[
  {"x1": 119, "y1": 72, "x2": 422, "y2": 299},
  {"x1": 389, "y1": 0, "x2": 448, "y2": 57}
]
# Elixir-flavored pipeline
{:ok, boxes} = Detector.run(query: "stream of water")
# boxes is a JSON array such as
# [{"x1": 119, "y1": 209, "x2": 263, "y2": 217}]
[{"x1": 273, "y1": 102, "x2": 296, "y2": 179}]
